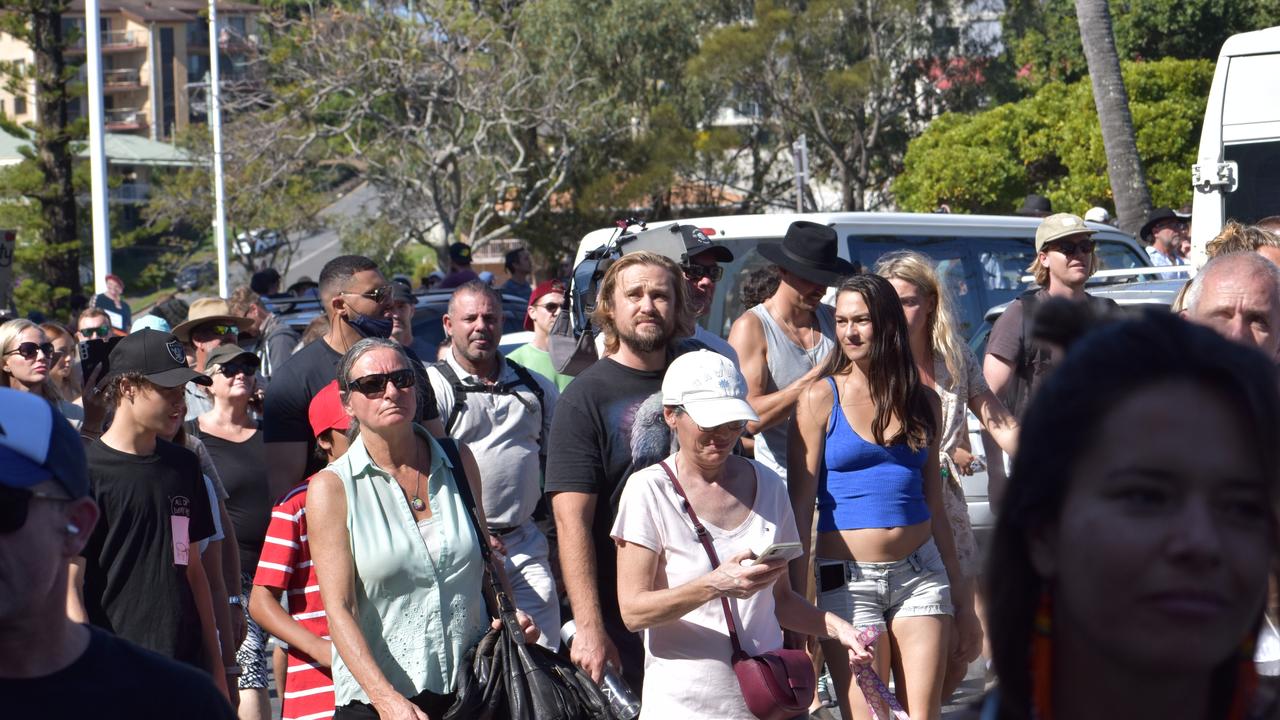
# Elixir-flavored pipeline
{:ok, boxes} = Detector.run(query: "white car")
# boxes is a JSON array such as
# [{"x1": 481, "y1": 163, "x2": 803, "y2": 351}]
[{"x1": 234, "y1": 228, "x2": 283, "y2": 256}]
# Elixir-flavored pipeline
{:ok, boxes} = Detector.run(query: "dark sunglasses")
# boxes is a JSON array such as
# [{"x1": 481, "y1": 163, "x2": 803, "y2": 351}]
[
  {"x1": 683, "y1": 264, "x2": 724, "y2": 282},
  {"x1": 347, "y1": 368, "x2": 416, "y2": 397},
  {"x1": 1047, "y1": 239, "x2": 1095, "y2": 256},
  {"x1": 78, "y1": 325, "x2": 111, "y2": 339},
  {"x1": 4, "y1": 341, "x2": 58, "y2": 361},
  {"x1": 0, "y1": 485, "x2": 71, "y2": 534},
  {"x1": 196, "y1": 324, "x2": 240, "y2": 339},
  {"x1": 219, "y1": 362, "x2": 258, "y2": 378},
  {"x1": 537, "y1": 302, "x2": 562, "y2": 314},
  {"x1": 342, "y1": 285, "x2": 393, "y2": 305}
]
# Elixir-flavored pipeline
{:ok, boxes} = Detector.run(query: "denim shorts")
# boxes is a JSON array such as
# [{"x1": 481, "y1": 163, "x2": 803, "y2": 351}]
[{"x1": 815, "y1": 537, "x2": 954, "y2": 631}]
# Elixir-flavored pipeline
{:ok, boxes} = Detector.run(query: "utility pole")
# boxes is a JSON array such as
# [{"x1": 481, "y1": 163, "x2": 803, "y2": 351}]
[
  {"x1": 86, "y1": 0, "x2": 111, "y2": 294},
  {"x1": 792, "y1": 134, "x2": 809, "y2": 213},
  {"x1": 209, "y1": 0, "x2": 230, "y2": 297}
]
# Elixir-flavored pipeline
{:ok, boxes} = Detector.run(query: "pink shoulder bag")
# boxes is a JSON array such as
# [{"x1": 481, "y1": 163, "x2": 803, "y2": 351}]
[{"x1": 659, "y1": 461, "x2": 816, "y2": 720}]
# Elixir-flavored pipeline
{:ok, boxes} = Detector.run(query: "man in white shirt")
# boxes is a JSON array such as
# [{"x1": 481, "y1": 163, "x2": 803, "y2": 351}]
[{"x1": 426, "y1": 280, "x2": 561, "y2": 649}]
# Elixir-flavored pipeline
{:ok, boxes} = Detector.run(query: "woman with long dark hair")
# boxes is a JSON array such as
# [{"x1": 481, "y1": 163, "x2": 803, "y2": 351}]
[
  {"x1": 983, "y1": 311, "x2": 1279, "y2": 720},
  {"x1": 789, "y1": 273, "x2": 980, "y2": 720}
]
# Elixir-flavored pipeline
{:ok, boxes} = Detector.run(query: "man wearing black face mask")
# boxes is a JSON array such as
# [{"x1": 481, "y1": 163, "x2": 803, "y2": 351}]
[{"x1": 262, "y1": 256, "x2": 446, "y2": 492}]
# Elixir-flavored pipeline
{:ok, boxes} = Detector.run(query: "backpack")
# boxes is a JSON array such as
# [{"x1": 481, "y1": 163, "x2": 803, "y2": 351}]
[
  {"x1": 431, "y1": 357, "x2": 547, "y2": 455},
  {"x1": 1006, "y1": 289, "x2": 1118, "y2": 417}
]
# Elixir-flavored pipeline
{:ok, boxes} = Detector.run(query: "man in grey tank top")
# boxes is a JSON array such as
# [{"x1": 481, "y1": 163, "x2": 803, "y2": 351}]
[{"x1": 728, "y1": 221, "x2": 855, "y2": 481}]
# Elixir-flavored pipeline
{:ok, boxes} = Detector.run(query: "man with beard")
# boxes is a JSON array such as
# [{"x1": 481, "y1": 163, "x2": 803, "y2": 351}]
[
  {"x1": 675, "y1": 225, "x2": 738, "y2": 366},
  {"x1": 545, "y1": 251, "x2": 695, "y2": 690},
  {"x1": 262, "y1": 255, "x2": 445, "y2": 493},
  {"x1": 728, "y1": 221, "x2": 853, "y2": 481},
  {"x1": 426, "y1": 281, "x2": 561, "y2": 648}
]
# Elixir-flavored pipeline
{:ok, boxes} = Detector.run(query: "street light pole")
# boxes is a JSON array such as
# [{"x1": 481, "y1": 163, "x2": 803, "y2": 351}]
[
  {"x1": 208, "y1": 0, "x2": 230, "y2": 297},
  {"x1": 85, "y1": 0, "x2": 111, "y2": 295}
]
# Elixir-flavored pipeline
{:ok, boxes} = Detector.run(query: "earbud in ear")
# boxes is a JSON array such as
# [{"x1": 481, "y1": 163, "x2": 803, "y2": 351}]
[{"x1": 66, "y1": 523, "x2": 80, "y2": 535}]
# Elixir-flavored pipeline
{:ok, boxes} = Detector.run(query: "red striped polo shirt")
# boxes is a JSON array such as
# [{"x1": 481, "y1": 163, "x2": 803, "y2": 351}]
[{"x1": 254, "y1": 482, "x2": 334, "y2": 720}]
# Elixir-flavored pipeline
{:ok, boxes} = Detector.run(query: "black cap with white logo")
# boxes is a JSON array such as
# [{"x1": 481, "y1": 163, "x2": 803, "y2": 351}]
[
  {"x1": 108, "y1": 329, "x2": 212, "y2": 388},
  {"x1": 678, "y1": 224, "x2": 734, "y2": 263}
]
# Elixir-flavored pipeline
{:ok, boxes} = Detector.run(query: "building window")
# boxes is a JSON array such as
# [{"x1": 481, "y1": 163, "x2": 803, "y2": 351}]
[{"x1": 14, "y1": 95, "x2": 26, "y2": 116}]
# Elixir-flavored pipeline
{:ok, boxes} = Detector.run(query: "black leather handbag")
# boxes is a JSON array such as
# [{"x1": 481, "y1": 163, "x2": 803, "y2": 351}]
[{"x1": 438, "y1": 439, "x2": 621, "y2": 720}]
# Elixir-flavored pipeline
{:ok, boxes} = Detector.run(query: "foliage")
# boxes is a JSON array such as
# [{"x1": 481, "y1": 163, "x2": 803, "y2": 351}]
[{"x1": 893, "y1": 58, "x2": 1212, "y2": 216}]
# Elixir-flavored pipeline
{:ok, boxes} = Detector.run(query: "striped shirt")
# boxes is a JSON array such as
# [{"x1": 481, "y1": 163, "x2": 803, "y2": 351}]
[{"x1": 253, "y1": 482, "x2": 334, "y2": 720}]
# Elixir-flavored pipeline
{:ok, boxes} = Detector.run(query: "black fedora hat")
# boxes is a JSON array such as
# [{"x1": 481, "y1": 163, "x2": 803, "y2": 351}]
[
  {"x1": 1139, "y1": 207, "x2": 1181, "y2": 243},
  {"x1": 757, "y1": 221, "x2": 856, "y2": 287},
  {"x1": 1016, "y1": 193, "x2": 1053, "y2": 217}
]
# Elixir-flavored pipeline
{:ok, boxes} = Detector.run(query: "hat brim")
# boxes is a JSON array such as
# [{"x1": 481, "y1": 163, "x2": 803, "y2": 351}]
[
  {"x1": 681, "y1": 397, "x2": 760, "y2": 429},
  {"x1": 171, "y1": 315, "x2": 254, "y2": 343},
  {"x1": 148, "y1": 366, "x2": 212, "y2": 388},
  {"x1": 205, "y1": 347, "x2": 258, "y2": 369},
  {"x1": 687, "y1": 244, "x2": 734, "y2": 263},
  {"x1": 757, "y1": 243, "x2": 856, "y2": 286},
  {"x1": 0, "y1": 445, "x2": 54, "y2": 489}
]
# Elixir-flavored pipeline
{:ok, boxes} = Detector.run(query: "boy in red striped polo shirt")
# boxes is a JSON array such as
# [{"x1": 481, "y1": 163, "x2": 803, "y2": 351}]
[{"x1": 248, "y1": 381, "x2": 352, "y2": 720}]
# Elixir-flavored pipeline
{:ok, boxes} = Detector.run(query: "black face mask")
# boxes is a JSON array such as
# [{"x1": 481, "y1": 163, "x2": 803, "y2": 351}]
[{"x1": 344, "y1": 309, "x2": 394, "y2": 339}]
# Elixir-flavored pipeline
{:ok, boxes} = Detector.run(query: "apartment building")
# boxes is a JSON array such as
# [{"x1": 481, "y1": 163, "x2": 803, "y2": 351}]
[{"x1": 0, "y1": 0, "x2": 259, "y2": 141}]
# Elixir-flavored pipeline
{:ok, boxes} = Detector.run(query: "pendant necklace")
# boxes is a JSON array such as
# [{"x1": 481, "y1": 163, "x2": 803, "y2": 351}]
[{"x1": 409, "y1": 440, "x2": 427, "y2": 512}]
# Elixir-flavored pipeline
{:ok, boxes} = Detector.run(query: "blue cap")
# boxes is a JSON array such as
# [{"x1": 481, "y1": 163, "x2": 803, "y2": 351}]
[
  {"x1": 131, "y1": 314, "x2": 170, "y2": 333},
  {"x1": 0, "y1": 388, "x2": 89, "y2": 497}
]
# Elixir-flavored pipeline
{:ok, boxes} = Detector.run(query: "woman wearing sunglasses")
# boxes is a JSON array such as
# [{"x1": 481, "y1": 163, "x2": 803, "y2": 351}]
[
  {"x1": 307, "y1": 337, "x2": 537, "y2": 720},
  {"x1": 0, "y1": 319, "x2": 63, "y2": 409},
  {"x1": 194, "y1": 343, "x2": 273, "y2": 719},
  {"x1": 789, "y1": 274, "x2": 981, "y2": 720}
]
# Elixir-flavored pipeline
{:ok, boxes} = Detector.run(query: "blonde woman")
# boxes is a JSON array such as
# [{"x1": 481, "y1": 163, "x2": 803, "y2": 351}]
[
  {"x1": 874, "y1": 250, "x2": 1019, "y2": 694},
  {"x1": 0, "y1": 319, "x2": 63, "y2": 406}
]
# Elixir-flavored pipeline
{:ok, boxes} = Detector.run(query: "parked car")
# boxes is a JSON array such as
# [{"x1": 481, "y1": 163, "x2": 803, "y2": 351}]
[
  {"x1": 235, "y1": 228, "x2": 283, "y2": 257},
  {"x1": 175, "y1": 261, "x2": 217, "y2": 292}
]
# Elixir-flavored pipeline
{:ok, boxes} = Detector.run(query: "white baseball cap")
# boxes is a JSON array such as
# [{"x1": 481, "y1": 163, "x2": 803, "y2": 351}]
[
  {"x1": 661, "y1": 350, "x2": 759, "y2": 428},
  {"x1": 1084, "y1": 206, "x2": 1111, "y2": 223}
]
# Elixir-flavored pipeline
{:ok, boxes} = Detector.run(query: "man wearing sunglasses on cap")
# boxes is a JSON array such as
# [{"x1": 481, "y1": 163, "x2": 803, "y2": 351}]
[
  {"x1": 263, "y1": 256, "x2": 445, "y2": 507},
  {"x1": 0, "y1": 388, "x2": 235, "y2": 718},
  {"x1": 984, "y1": 213, "x2": 1117, "y2": 422}
]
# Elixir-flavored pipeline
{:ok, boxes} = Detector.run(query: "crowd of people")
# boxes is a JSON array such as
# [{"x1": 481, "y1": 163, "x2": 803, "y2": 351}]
[{"x1": 3, "y1": 209, "x2": 1280, "y2": 720}]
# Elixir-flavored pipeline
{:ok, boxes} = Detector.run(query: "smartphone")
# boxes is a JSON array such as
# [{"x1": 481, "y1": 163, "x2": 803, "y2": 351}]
[
  {"x1": 742, "y1": 541, "x2": 804, "y2": 566},
  {"x1": 79, "y1": 337, "x2": 121, "y2": 387}
]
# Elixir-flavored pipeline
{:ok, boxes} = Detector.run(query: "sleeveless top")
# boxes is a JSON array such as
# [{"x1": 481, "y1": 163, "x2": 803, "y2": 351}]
[
  {"x1": 328, "y1": 426, "x2": 489, "y2": 705},
  {"x1": 747, "y1": 303, "x2": 836, "y2": 480},
  {"x1": 817, "y1": 376, "x2": 931, "y2": 532}
]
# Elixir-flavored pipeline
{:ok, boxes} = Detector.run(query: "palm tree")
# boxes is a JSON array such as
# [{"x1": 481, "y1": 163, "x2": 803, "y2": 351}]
[{"x1": 1074, "y1": 0, "x2": 1152, "y2": 236}]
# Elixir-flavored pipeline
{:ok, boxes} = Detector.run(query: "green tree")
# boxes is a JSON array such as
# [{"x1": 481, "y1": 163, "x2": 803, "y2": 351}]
[
  {"x1": 893, "y1": 58, "x2": 1212, "y2": 216},
  {"x1": 0, "y1": 0, "x2": 84, "y2": 316}
]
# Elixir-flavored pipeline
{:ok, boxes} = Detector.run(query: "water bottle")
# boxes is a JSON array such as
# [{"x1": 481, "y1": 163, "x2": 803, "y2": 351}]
[{"x1": 561, "y1": 620, "x2": 641, "y2": 719}]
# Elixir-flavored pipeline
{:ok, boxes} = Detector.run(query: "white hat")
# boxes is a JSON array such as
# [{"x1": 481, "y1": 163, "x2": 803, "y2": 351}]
[
  {"x1": 1084, "y1": 206, "x2": 1111, "y2": 223},
  {"x1": 661, "y1": 350, "x2": 759, "y2": 428}
]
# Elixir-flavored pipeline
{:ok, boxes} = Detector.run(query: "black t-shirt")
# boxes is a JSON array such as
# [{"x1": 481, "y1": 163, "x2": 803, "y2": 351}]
[
  {"x1": 2, "y1": 625, "x2": 235, "y2": 719},
  {"x1": 262, "y1": 337, "x2": 440, "y2": 476},
  {"x1": 197, "y1": 428, "x2": 270, "y2": 575},
  {"x1": 544, "y1": 357, "x2": 673, "y2": 681},
  {"x1": 83, "y1": 439, "x2": 216, "y2": 666}
]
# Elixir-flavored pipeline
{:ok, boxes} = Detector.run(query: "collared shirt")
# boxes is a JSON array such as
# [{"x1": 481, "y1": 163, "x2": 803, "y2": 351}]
[
  {"x1": 328, "y1": 428, "x2": 488, "y2": 704},
  {"x1": 426, "y1": 351, "x2": 558, "y2": 527},
  {"x1": 1146, "y1": 245, "x2": 1185, "y2": 267}
]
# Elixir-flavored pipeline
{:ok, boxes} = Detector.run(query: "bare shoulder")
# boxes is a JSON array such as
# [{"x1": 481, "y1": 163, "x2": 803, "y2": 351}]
[
  {"x1": 728, "y1": 307, "x2": 765, "y2": 345},
  {"x1": 797, "y1": 375, "x2": 836, "y2": 418},
  {"x1": 306, "y1": 470, "x2": 345, "y2": 507}
]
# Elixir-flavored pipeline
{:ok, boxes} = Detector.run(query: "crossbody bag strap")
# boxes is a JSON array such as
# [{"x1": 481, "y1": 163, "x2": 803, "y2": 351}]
[
  {"x1": 437, "y1": 437, "x2": 513, "y2": 622},
  {"x1": 658, "y1": 460, "x2": 745, "y2": 657}
]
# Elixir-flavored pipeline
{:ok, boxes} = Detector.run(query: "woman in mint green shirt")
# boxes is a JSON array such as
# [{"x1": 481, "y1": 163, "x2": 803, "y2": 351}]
[{"x1": 307, "y1": 338, "x2": 538, "y2": 719}]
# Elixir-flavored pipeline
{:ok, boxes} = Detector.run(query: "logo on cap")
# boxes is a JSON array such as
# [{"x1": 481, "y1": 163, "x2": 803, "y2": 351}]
[
  {"x1": 166, "y1": 340, "x2": 186, "y2": 365},
  {"x1": 691, "y1": 229, "x2": 710, "y2": 245}
]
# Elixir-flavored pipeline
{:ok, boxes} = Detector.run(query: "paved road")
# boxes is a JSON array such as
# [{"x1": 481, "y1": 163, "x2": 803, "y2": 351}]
[{"x1": 281, "y1": 182, "x2": 381, "y2": 288}]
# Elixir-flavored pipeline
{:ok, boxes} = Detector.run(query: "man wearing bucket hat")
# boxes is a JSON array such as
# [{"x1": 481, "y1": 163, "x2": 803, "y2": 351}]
[
  {"x1": 984, "y1": 213, "x2": 1117, "y2": 420},
  {"x1": 172, "y1": 297, "x2": 253, "y2": 421},
  {"x1": 0, "y1": 388, "x2": 235, "y2": 717},
  {"x1": 728, "y1": 220, "x2": 854, "y2": 481},
  {"x1": 71, "y1": 330, "x2": 230, "y2": 696}
]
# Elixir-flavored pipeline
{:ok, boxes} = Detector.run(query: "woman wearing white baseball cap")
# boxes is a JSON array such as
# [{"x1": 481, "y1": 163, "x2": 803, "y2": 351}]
[{"x1": 611, "y1": 350, "x2": 871, "y2": 719}]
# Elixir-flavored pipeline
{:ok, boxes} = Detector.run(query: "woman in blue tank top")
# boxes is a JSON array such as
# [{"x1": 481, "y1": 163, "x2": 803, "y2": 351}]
[{"x1": 788, "y1": 274, "x2": 981, "y2": 720}]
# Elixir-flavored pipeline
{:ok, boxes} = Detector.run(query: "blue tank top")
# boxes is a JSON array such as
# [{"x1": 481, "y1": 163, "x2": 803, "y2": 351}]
[{"x1": 817, "y1": 376, "x2": 931, "y2": 532}]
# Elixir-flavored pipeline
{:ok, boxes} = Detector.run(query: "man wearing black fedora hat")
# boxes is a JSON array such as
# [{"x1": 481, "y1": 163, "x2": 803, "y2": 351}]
[
  {"x1": 728, "y1": 220, "x2": 855, "y2": 481},
  {"x1": 1139, "y1": 207, "x2": 1187, "y2": 267}
]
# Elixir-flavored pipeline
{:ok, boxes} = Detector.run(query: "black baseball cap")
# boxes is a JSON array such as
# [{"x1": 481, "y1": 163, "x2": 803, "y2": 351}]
[
  {"x1": 678, "y1": 224, "x2": 733, "y2": 263},
  {"x1": 109, "y1": 329, "x2": 212, "y2": 388}
]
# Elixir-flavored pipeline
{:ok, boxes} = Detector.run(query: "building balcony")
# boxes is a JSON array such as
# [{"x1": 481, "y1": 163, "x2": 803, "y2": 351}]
[
  {"x1": 67, "y1": 30, "x2": 145, "y2": 54},
  {"x1": 104, "y1": 107, "x2": 146, "y2": 131},
  {"x1": 110, "y1": 183, "x2": 150, "y2": 203},
  {"x1": 102, "y1": 68, "x2": 143, "y2": 92}
]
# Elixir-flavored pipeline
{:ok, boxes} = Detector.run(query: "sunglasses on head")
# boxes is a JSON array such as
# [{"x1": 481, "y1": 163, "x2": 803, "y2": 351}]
[
  {"x1": 4, "y1": 341, "x2": 58, "y2": 361},
  {"x1": 342, "y1": 285, "x2": 393, "y2": 305},
  {"x1": 0, "y1": 485, "x2": 71, "y2": 534},
  {"x1": 1047, "y1": 239, "x2": 1095, "y2": 256},
  {"x1": 347, "y1": 368, "x2": 416, "y2": 397},
  {"x1": 683, "y1": 264, "x2": 724, "y2": 282},
  {"x1": 78, "y1": 325, "x2": 111, "y2": 339},
  {"x1": 219, "y1": 361, "x2": 258, "y2": 378}
]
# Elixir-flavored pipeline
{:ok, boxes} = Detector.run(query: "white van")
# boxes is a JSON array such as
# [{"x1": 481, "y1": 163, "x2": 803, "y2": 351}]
[
  {"x1": 1190, "y1": 26, "x2": 1280, "y2": 260},
  {"x1": 577, "y1": 211, "x2": 1149, "y2": 343}
]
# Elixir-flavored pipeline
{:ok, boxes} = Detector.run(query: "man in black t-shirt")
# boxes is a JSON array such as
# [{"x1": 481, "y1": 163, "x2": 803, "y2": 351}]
[
  {"x1": 263, "y1": 255, "x2": 445, "y2": 491},
  {"x1": 0, "y1": 388, "x2": 233, "y2": 718},
  {"x1": 545, "y1": 251, "x2": 696, "y2": 690},
  {"x1": 74, "y1": 330, "x2": 229, "y2": 695}
]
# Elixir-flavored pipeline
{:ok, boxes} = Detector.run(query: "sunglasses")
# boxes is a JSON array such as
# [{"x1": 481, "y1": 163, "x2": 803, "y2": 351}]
[
  {"x1": 196, "y1": 324, "x2": 240, "y2": 339},
  {"x1": 347, "y1": 368, "x2": 416, "y2": 397},
  {"x1": 342, "y1": 285, "x2": 393, "y2": 305},
  {"x1": 219, "y1": 362, "x2": 258, "y2": 378},
  {"x1": 683, "y1": 264, "x2": 724, "y2": 282},
  {"x1": 1046, "y1": 239, "x2": 1095, "y2": 256},
  {"x1": 537, "y1": 302, "x2": 562, "y2": 314},
  {"x1": 0, "y1": 485, "x2": 71, "y2": 534},
  {"x1": 78, "y1": 326, "x2": 111, "y2": 339},
  {"x1": 4, "y1": 341, "x2": 58, "y2": 361}
]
